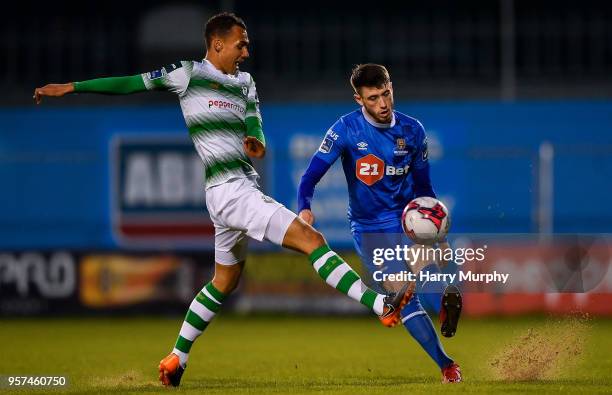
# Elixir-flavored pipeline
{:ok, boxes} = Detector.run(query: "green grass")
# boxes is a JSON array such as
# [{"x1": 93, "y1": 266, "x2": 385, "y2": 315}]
[{"x1": 0, "y1": 315, "x2": 610, "y2": 394}]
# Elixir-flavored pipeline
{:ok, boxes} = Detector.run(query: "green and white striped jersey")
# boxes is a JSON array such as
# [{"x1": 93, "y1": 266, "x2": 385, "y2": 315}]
[{"x1": 141, "y1": 60, "x2": 263, "y2": 189}]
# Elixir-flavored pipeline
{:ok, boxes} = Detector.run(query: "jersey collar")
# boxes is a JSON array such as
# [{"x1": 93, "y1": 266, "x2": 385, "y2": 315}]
[
  {"x1": 361, "y1": 107, "x2": 396, "y2": 129},
  {"x1": 202, "y1": 58, "x2": 240, "y2": 78}
]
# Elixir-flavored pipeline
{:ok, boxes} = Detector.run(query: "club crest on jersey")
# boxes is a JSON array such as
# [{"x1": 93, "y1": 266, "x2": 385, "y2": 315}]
[
  {"x1": 357, "y1": 141, "x2": 368, "y2": 151},
  {"x1": 394, "y1": 138, "x2": 409, "y2": 156},
  {"x1": 242, "y1": 86, "x2": 248, "y2": 96}
]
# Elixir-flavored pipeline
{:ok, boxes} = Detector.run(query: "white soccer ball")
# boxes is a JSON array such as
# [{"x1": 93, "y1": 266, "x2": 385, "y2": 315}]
[{"x1": 401, "y1": 197, "x2": 450, "y2": 245}]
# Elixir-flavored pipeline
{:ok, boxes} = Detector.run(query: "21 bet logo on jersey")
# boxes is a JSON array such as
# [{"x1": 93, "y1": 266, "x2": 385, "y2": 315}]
[
  {"x1": 356, "y1": 154, "x2": 411, "y2": 186},
  {"x1": 356, "y1": 154, "x2": 384, "y2": 185}
]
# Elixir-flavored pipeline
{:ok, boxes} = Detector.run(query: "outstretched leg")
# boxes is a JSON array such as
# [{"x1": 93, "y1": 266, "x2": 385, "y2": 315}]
[{"x1": 278, "y1": 212, "x2": 410, "y2": 322}]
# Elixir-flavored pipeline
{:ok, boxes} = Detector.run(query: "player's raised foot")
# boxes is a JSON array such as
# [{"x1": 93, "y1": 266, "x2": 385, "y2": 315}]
[
  {"x1": 440, "y1": 284, "x2": 462, "y2": 337},
  {"x1": 441, "y1": 362, "x2": 462, "y2": 383},
  {"x1": 158, "y1": 353, "x2": 185, "y2": 387},
  {"x1": 379, "y1": 282, "x2": 414, "y2": 327}
]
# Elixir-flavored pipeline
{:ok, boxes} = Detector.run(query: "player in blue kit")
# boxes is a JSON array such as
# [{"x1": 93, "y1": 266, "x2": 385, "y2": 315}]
[{"x1": 298, "y1": 64, "x2": 462, "y2": 383}]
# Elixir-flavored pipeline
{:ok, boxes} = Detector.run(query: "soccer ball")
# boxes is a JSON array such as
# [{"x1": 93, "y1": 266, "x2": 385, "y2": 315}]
[{"x1": 401, "y1": 197, "x2": 450, "y2": 245}]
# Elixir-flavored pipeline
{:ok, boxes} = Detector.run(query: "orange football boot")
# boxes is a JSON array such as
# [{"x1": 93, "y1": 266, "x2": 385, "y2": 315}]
[
  {"x1": 379, "y1": 282, "x2": 415, "y2": 327},
  {"x1": 158, "y1": 353, "x2": 185, "y2": 387}
]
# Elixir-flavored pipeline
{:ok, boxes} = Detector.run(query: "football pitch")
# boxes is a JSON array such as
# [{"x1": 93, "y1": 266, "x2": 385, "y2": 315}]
[{"x1": 0, "y1": 315, "x2": 610, "y2": 394}]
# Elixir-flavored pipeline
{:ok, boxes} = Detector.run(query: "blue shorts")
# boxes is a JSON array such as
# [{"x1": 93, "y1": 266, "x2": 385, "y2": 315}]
[{"x1": 350, "y1": 221, "x2": 413, "y2": 293}]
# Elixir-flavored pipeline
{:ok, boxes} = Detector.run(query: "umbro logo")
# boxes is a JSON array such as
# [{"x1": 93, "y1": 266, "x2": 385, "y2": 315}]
[{"x1": 357, "y1": 141, "x2": 368, "y2": 151}]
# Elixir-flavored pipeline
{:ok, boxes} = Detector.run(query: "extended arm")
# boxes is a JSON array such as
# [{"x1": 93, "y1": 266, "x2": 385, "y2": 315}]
[
  {"x1": 34, "y1": 62, "x2": 190, "y2": 104},
  {"x1": 74, "y1": 75, "x2": 146, "y2": 94},
  {"x1": 297, "y1": 156, "x2": 333, "y2": 225},
  {"x1": 298, "y1": 121, "x2": 346, "y2": 224},
  {"x1": 33, "y1": 75, "x2": 146, "y2": 104}
]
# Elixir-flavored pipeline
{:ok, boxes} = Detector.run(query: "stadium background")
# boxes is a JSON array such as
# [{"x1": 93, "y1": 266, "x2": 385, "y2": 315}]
[
  {"x1": 0, "y1": 0, "x2": 612, "y2": 394},
  {"x1": 2, "y1": 0, "x2": 610, "y2": 316},
  {"x1": 0, "y1": 1, "x2": 611, "y2": 392}
]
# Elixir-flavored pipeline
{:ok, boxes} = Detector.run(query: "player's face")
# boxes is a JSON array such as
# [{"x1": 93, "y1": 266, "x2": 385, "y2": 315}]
[
  {"x1": 219, "y1": 25, "x2": 250, "y2": 74},
  {"x1": 354, "y1": 83, "x2": 394, "y2": 124}
]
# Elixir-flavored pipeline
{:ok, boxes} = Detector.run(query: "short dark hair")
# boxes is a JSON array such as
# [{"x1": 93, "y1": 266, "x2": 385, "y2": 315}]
[
  {"x1": 350, "y1": 64, "x2": 391, "y2": 93},
  {"x1": 205, "y1": 12, "x2": 247, "y2": 48}
]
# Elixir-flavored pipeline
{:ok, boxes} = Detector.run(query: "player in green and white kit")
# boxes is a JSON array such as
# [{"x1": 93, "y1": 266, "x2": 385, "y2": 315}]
[{"x1": 33, "y1": 13, "x2": 412, "y2": 387}]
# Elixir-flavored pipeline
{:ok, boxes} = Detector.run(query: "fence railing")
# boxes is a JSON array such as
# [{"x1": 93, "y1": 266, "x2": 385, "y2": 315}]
[{"x1": 2, "y1": 1, "x2": 612, "y2": 102}]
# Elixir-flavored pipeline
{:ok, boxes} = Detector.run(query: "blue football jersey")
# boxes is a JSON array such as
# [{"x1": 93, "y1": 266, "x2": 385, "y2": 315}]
[{"x1": 313, "y1": 108, "x2": 431, "y2": 229}]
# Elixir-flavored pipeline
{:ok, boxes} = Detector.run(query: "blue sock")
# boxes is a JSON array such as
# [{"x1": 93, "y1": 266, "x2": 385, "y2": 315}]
[
  {"x1": 401, "y1": 295, "x2": 453, "y2": 369},
  {"x1": 416, "y1": 263, "x2": 447, "y2": 314}
]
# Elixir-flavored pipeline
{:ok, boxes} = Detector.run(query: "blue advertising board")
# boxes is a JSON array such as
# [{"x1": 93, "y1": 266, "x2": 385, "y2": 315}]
[{"x1": 1, "y1": 101, "x2": 611, "y2": 249}]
